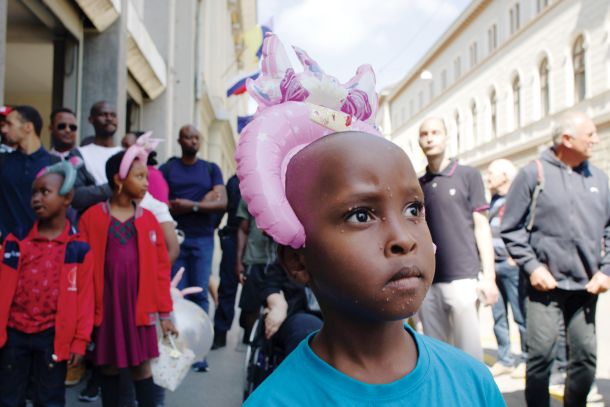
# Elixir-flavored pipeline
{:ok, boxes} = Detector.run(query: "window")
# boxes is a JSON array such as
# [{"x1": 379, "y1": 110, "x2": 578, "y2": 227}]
[
  {"x1": 471, "y1": 101, "x2": 478, "y2": 144},
  {"x1": 490, "y1": 89, "x2": 497, "y2": 137},
  {"x1": 509, "y1": 3, "x2": 520, "y2": 34},
  {"x1": 441, "y1": 70, "x2": 447, "y2": 91},
  {"x1": 537, "y1": 0, "x2": 549, "y2": 12},
  {"x1": 539, "y1": 57, "x2": 550, "y2": 116},
  {"x1": 401, "y1": 106, "x2": 406, "y2": 124},
  {"x1": 454, "y1": 111, "x2": 461, "y2": 153},
  {"x1": 513, "y1": 75, "x2": 521, "y2": 128},
  {"x1": 418, "y1": 91, "x2": 424, "y2": 109},
  {"x1": 409, "y1": 100, "x2": 414, "y2": 117},
  {"x1": 454, "y1": 57, "x2": 462, "y2": 81},
  {"x1": 573, "y1": 35, "x2": 586, "y2": 103},
  {"x1": 469, "y1": 42, "x2": 478, "y2": 67},
  {"x1": 487, "y1": 24, "x2": 497, "y2": 54},
  {"x1": 429, "y1": 81, "x2": 435, "y2": 100}
]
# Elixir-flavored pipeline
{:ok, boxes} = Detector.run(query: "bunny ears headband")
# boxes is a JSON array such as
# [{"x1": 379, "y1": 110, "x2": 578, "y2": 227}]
[
  {"x1": 235, "y1": 34, "x2": 381, "y2": 249},
  {"x1": 36, "y1": 156, "x2": 83, "y2": 196},
  {"x1": 119, "y1": 131, "x2": 162, "y2": 179}
]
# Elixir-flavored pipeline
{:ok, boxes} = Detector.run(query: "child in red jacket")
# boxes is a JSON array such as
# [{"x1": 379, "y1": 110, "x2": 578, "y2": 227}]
[
  {"x1": 78, "y1": 148, "x2": 177, "y2": 407},
  {"x1": 0, "y1": 159, "x2": 94, "y2": 407}
]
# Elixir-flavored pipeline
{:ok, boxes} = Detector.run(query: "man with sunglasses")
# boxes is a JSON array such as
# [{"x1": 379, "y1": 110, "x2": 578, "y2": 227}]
[{"x1": 49, "y1": 108, "x2": 78, "y2": 160}]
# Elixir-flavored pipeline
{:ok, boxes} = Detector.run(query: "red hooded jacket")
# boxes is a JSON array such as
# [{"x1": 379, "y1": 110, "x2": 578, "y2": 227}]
[
  {"x1": 0, "y1": 222, "x2": 94, "y2": 361},
  {"x1": 78, "y1": 202, "x2": 172, "y2": 327}
]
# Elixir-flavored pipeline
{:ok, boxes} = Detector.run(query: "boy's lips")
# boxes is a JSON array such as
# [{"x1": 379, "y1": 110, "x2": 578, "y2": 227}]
[{"x1": 386, "y1": 266, "x2": 424, "y2": 290}]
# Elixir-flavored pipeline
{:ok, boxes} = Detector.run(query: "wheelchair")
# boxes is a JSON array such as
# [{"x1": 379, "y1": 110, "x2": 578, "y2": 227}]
[{"x1": 243, "y1": 311, "x2": 285, "y2": 401}]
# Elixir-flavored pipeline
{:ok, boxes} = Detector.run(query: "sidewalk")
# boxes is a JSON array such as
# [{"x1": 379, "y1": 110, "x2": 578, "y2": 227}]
[{"x1": 481, "y1": 291, "x2": 609, "y2": 407}]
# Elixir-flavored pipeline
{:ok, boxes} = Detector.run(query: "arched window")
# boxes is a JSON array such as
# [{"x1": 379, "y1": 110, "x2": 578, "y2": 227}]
[
  {"x1": 471, "y1": 101, "x2": 478, "y2": 144},
  {"x1": 490, "y1": 89, "x2": 497, "y2": 137},
  {"x1": 573, "y1": 35, "x2": 586, "y2": 103},
  {"x1": 512, "y1": 75, "x2": 521, "y2": 129},
  {"x1": 454, "y1": 111, "x2": 461, "y2": 153},
  {"x1": 539, "y1": 57, "x2": 550, "y2": 116}
]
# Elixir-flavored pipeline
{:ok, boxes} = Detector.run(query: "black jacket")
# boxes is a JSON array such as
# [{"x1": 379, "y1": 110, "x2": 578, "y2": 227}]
[
  {"x1": 68, "y1": 148, "x2": 113, "y2": 213},
  {"x1": 501, "y1": 148, "x2": 610, "y2": 290}
]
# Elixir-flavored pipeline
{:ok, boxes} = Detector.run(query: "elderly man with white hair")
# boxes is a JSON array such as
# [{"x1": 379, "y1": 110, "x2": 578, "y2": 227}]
[
  {"x1": 501, "y1": 111, "x2": 610, "y2": 407},
  {"x1": 486, "y1": 159, "x2": 527, "y2": 379}
]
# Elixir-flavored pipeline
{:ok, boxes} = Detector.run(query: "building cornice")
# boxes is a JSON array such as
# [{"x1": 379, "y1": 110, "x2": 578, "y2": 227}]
[{"x1": 73, "y1": 0, "x2": 120, "y2": 32}]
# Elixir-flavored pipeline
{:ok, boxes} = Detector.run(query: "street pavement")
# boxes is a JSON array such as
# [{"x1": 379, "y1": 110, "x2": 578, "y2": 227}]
[{"x1": 66, "y1": 292, "x2": 610, "y2": 406}]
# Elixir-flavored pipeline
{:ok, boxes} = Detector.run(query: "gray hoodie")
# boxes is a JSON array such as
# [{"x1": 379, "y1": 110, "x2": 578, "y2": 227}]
[{"x1": 501, "y1": 148, "x2": 610, "y2": 290}]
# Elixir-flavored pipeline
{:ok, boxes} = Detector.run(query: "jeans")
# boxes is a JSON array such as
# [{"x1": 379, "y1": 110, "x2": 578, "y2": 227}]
[
  {"x1": 491, "y1": 260, "x2": 527, "y2": 366},
  {"x1": 213, "y1": 231, "x2": 239, "y2": 333},
  {"x1": 0, "y1": 328, "x2": 67, "y2": 407},
  {"x1": 172, "y1": 235, "x2": 215, "y2": 313},
  {"x1": 525, "y1": 288, "x2": 597, "y2": 407}
]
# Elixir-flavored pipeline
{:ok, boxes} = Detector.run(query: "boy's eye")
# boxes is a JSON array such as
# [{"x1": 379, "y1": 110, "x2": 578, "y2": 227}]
[
  {"x1": 346, "y1": 208, "x2": 373, "y2": 224},
  {"x1": 404, "y1": 202, "x2": 424, "y2": 218}
]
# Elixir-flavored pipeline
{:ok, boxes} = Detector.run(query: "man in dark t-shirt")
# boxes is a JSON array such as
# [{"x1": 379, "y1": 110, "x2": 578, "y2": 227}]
[
  {"x1": 417, "y1": 117, "x2": 498, "y2": 361},
  {"x1": 160, "y1": 125, "x2": 227, "y2": 316}
]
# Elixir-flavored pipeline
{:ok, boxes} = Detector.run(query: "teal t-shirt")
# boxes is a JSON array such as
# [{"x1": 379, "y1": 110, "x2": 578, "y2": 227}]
[{"x1": 244, "y1": 325, "x2": 505, "y2": 406}]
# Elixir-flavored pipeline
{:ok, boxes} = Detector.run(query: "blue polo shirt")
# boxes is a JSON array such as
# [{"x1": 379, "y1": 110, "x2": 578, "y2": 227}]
[
  {"x1": 160, "y1": 158, "x2": 224, "y2": 238},
  {"x1": 419, "y1": 160, "x2": 488, "y2": 283},
  {"x1": 0, "y1": 147, "x2": 58, "y2": 239}
]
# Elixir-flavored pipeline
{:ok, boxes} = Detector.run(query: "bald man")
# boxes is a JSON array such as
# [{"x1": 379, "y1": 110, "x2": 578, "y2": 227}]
[
  {"x1": 485, "y1": 159, "x2": 526, "y2": 378},
  {"x1": 160, "y1": 125, "x2": 227, "y2": 372},
  {"x1": 501, "y1": 111, "x2": 610, "y2": 407},
  {"x1": 417, "y1": 117, "x2": 498, "y2": 362}
]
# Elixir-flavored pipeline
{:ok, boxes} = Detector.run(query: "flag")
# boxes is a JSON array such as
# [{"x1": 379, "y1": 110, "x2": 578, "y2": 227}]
[
  {"x1": 237, "y1": 115, "x2": 254, "y2": 134},
  {"x1": 243, "y1": 24, "x2": 273, "y2": 66},
  {"x1": 226, "y1": 71, "x2": 260, "y2": 97}
]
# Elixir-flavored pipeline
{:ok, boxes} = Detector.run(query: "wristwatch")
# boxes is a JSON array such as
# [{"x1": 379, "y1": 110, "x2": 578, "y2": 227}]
[{"x1": 192, "y1": 203, "x2": 200, "y2": 213}]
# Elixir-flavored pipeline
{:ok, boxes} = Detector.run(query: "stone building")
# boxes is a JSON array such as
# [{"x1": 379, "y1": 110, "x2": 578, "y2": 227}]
[
  {"x1": 0, "y1": 0, "x2": 256, "y2": 175},
  {"x1": 382, "y1": 0, "x2": 610, "y2": 174}
]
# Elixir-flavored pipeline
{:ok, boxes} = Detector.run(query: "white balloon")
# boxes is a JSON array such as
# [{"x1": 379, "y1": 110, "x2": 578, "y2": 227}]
[{"x1": 171, "y1": 294, "x2": 214, "y2": 360}]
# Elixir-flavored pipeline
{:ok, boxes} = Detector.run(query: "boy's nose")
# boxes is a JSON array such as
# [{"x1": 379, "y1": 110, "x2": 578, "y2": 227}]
[{"x1": 384, "y1": 220, "x2": 417, "y2": 257}]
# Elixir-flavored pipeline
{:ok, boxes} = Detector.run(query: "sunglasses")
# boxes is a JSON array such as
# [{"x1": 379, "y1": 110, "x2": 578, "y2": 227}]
[{"x1": 57, "y1": 123, "x2": 77, "y2": 131}]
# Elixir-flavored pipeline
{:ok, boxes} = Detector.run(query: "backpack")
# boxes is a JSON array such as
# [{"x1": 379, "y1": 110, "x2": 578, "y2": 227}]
[{"x1": 525, "y1": 159, "x2": 544, "y2": 232}]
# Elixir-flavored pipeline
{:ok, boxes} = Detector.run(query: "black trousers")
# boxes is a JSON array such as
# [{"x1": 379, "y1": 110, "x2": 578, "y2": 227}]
[{"x1": 525, "y1": 287, "x2": 597, "y2": 407}]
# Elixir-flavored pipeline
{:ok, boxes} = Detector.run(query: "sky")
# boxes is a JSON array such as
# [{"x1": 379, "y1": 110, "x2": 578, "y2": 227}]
[{"x1": 257, "y1": 0, "x2": 472, "y2": 91}]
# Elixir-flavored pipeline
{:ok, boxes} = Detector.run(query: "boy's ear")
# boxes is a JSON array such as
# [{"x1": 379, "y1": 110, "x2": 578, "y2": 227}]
[
  {"x1": 278, "y1": 245, "x2": 310, "y2": 285},
  {"x1": 63, "y1": 190, "x2": 74, "y2": 207}
]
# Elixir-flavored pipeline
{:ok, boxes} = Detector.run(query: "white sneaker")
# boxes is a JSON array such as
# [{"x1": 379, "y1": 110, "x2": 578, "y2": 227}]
[
  {"x1": 587, "y1": 384, "x2": 603, "y2": 403},
  {"x1": 489, "y1": 363, "x2": 514, "y2": 377},
  {"x1": 510, "y1": 362, "x2": 526, "y2": 379}
]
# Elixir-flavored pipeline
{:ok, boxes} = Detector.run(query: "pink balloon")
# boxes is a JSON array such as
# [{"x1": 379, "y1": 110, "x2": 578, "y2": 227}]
[
  {"x1": 236, "y1": 102, "x2": 379, "y2": 249},
  {"x1": 236, "y1": 34, "x2": 381, "y2": 249}
]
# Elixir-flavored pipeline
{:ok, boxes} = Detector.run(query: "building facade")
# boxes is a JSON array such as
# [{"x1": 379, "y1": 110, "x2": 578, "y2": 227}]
[
  {"x1": 1, "y1": 0, "x2": 255, "y2": 176},
  {"x1": 383, "y1": 0, "x2": 610, "y2": 174}
]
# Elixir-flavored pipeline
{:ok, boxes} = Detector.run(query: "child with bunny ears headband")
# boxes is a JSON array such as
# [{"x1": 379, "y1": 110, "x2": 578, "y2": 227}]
[{"x1": 239, "y1": 35, "x2": 504, "y2": 406}]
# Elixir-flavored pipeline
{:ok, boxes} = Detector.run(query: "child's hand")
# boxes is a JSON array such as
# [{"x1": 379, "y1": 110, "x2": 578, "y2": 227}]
[
  {"x1": 160, "y1": 319, "x2": 179, "y2": 338},
  {"x1": 68, "y1": 353, "x2": 84, "y2": 368}
]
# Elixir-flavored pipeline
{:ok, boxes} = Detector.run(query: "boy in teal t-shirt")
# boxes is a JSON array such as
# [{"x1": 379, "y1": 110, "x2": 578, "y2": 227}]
[{"x1": 237, "y1": 33, "x2": 504, "y2": 407}]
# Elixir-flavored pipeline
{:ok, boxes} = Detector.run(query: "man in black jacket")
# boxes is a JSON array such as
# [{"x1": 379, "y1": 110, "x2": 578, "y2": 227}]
[{"x1": 501, "y1": 111, "x2": 610, "y2": 407}]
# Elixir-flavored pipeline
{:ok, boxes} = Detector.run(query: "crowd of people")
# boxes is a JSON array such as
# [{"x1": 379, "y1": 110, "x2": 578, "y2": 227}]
[{"x1": 0, "y1": 39, "x2": 608, "y2": 407}]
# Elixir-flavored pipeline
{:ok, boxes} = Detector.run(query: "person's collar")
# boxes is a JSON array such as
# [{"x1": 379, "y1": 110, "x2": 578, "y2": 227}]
[
  {"x1": 425, "y1": 158, "x2": 458, "y2": 177},
  {"x1": 49, "y1": 147, "x2": 72, "y2": 160},
  {"x1": 27, "y1": 220, "x2": 71, "y2": 243}
]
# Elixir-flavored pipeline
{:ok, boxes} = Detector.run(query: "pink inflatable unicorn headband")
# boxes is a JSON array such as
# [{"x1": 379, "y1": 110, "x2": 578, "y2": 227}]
[
  {"x1": 119, "y1": 131, "x2": 162, "y2": 179},
  {"x1": 235, "y1": 34, "x2": 381, "y2": 249}
]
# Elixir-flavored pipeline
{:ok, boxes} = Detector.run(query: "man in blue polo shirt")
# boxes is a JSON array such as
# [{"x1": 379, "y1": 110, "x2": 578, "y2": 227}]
[
  {"x1": 0, "y1": 105, "x2": 59, "y2": 240},
  {"x1": 161, "y1": 124, "x2": 227, "y2": 311},
  {"x1": 417, "y1": 117, "x2": 498, "y2": 361}
]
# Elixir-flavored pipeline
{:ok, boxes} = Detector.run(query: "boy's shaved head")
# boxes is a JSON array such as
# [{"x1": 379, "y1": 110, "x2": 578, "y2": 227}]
[{"x1": 282, "y1": 131, "x2": 435, "y2": 322}]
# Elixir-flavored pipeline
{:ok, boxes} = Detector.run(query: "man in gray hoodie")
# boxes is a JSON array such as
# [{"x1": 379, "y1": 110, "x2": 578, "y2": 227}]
[{"x1": 501, "y1": 111, "x2": 610, "y2": 407}]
